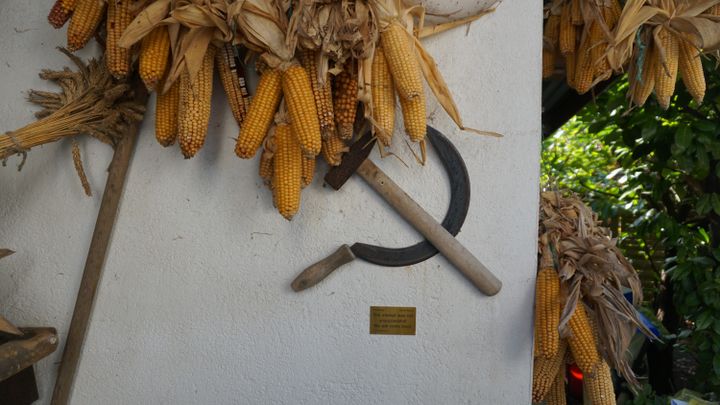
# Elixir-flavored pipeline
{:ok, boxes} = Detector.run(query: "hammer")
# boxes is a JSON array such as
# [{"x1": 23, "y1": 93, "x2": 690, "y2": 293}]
[{"x1": 299, "y1": 128, "x2": 502, "y2": 296}]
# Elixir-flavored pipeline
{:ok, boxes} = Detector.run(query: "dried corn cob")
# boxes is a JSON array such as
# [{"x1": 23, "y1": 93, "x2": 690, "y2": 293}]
[
  {"x1": 49, "y1": 0, "x2": 79, "y2": 28},
  {"x1": 565, "y1": 51, "x2": 577, "y2": 90},
  {"x1": 545, "y1": 366, "x2": 567, "y2": 405},
  {"x1": 381, "y1": 23, "x2": 424, "y2": 100},
  {"x1": 571, "y1": 0, "x2": 583, "y2": 25},
  {"x1": 259, "y1": 133, "x2": 275, "y2": 183},
  {"x1": 282, "y1": 64, "x2": 322, "y2": 157},
  {"x1": 235, "y1": 69, "x2": 282, "y2": 158},
  {"x1": 679, "y1": 37, "x2": 705, "y2": 104},
  {"x1": 372, "y1": 46, "x2": 397, "y2": 146},
  {"x1": 399, "y1": 91, "x2": 426, "y2": 142},
  {"x1": 654, "y1": 27, "x2": 679, "y2": 110},
  {"x1": 216, "y1": 43, "x2": 251, "y2": 126},
  {"x1": 607, "y1": 0, "x2": 622, "y2": 28},
  {"x1": 178, "y1": 46, "x2": 216, "y2": 158},
  {"x1": 67, "y1": 0, "x2": 106, "y2": 52},
  {"x1": 334, "y1": 68, "x2": 358, "y2": 140},
  {"x1": 107, "y1": 0, "x2": 133, "y2": 78},
  {"x1": 301, "y1": 50, "x2": 335, "y2": 140},
  {"x1": 585, "y1": 360, "x2": 616, "y2": 405},
  {"x1": 155, "y1": 78, "x2": 180, "y2": 147},
  {"x1": 272, "y1": 121, "x2": 303, "y2": 220},
  {"x1": 707, "y1": 5, "x2": 720, "y2": 15},
  {"x1": 301, "y1": 155, "x2": 315, "y2": 188},
  {"x1": 532, "y1": 339, "x2": 568, "y2": 403},
  {"x1": 591, "y1": 8, "x2": 612, "y2": 79},
  {"x1": 559, "y1": 5, "x2": 575, "y2": 55},
  {"x1": 574, "y1": 34, "x2": 594, "y2": 94},
  {"x1": 321, "y1": 130, "x2": 348, "y2": 166},
  {"x1": 543, "y1": 48, "x2": 557, "y2": 80},
  {"x1": 567, "y1": 303, "x2": 600, "y2": 375},
  {"x1": 631, "y1": 43, "x2": 656, "y2": 106},
  {"x1": 140, "y1": 26, "x2": 171, "y2": 91},
  {"x1": 535, "y1": 265, "x2": 561, "y2": 359}
]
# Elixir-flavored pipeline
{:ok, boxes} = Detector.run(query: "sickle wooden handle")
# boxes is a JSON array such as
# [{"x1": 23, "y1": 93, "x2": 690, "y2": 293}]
[
  {"x1": 356, "y1": 159, "x2": 502, "y2": 296},
  {"x1": 292, "y1": 245, "x2": 357, "y2": 291}
]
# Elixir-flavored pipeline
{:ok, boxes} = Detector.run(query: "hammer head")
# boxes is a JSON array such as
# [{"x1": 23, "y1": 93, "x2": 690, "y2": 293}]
[{"x1": 324, "y1": 130, "x2": 376, "y2": 190}]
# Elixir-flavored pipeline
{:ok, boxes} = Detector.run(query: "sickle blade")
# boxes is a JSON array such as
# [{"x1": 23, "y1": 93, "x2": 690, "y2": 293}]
[{"x1": 351, "y1": 126, "x2": 471, "y2": 267}]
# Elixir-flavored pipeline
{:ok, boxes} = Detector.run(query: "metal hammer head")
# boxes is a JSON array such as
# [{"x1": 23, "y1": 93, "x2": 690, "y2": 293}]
[{"x1": 324, "y1": 130, "x2": 376, "y2": 190}]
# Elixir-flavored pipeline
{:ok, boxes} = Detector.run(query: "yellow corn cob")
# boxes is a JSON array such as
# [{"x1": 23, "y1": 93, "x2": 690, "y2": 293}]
[
  {"x1": 574, "y1": 34, "x2": 594, "y2": 94},
  {"x1": 49, "y1": 0, "x2": 79, "y2": 28},
  {"x1": 543, "y1": 48, "x2": 557, "y2": 80},
  {"x1": 321, "y1": 130, "x2": 348, "y2": 166},
  {"x1": 545, "y1": 13, "x2": 561, "y2": 48},
  {"x1": 565, "y1": 50, "x2": 577, "y2": 89},
  {"x1": 155, "y1": 78, "x2": 180, "y2": 147},
  {"x1": 282, "y1": 64, "x2": 322, "y2": 157},
  {"x1": 631, "y1": 43, "x2": 656, "y2": 106},
  {"x1": 372, "y1": 46, "x2": 397, "y2": 146},
  {"x1": 655, "y1": 28, "x2": 679, "y2": 110},
  {"x1": 272, "y1": 122, "x2": 303, "y2": 220},
  {"x1": 259, "y1": 133, "x2": 275, "y2": 184},
  {"x1": 235, "y1": 69, "x2": 282, "y2": 158},
  {"x1": 333, "y1": 68, "x2": 358, "y2": 140},
  {"x1": 301, "y1": 155, "x2": 315, "y2": 188},
  {"x1": 585, "y1": 360, "x2": 616, "y2": 405},
  {"x1": 535, "y1": 265, "x2": 561, "y2": 359},
  {"x1": 559, "y1": 5, "x2": 575, "y2": 55},
  {"x1": 545, "y1": 365, "x2": 567, "y2": 405},
  {"x1": 571, "y1": 0, "x2": 583, "y2": 25},
  {"x1": 216, "y1": 43, "x2": 251, "y2": 127},
  {"x1": 140, "y1": 26, "x2": 171, "y2": 91},
  {"x1": 567, "y1": 303, "x2": 600, "y2": 375},
  {"x1": 67, "y1": 0, "x2": 106, "y2": 52},
  {"x1": 301, "y1": 50, "x2": 336, "y2": 140},
  {"x1": 178, "y1": 46, "x2": 216, "y2": 158},
  {"x1": 679, "y1": 37, "x2": 706, "y2": 105},
  {"x1": 107, "y1": 0, "x2": 133, "y2": 78},
  {"x1": 399, "y1": 90, "x2": 426, "y2": 142},
  {"x1": 587, "y1": 16, "x2": 610, "y2": 79},
  {"x1": 532, "y1": 339, "x2": 568, "y2": 403},
  {"x1": 606, "y1": 0, "x2": 622, "y2": 29},
  {"x1": 707, "y1": 5, "x2": 720, "y2": 15},
  {"x1": 380, "y1": 23, "x2": 424, "y2": 100}
]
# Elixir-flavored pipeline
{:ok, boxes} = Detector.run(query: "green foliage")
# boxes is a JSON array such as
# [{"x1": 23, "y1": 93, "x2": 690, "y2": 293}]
[{"x1": 542, "y1": 59, "x2": 720, "y2": 392}]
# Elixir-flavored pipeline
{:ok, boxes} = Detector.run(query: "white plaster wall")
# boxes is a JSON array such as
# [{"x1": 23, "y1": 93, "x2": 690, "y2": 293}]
[{"x1": 0, "y1": 1, "x2": 541, "y2": 403}]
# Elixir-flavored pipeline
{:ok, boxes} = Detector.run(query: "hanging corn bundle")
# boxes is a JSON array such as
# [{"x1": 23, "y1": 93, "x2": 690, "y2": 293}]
[
  {"x1": 606, "y1": 0, "x2": 720, "y2": 109},
  {"x1": 531, "y1": 191, "x2": 657, "y2": 404},
  {"x1": 542, "y1": 0, "x2": 622, "y2": 94},
  {"x1": 119, "y1": 0, "x2": 237, "y2": 158}
]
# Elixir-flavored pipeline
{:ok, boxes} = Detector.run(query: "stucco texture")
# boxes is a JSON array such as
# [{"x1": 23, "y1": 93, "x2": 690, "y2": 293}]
[{"x1": 0, "y1": 0, "x2": 541, "y2": 403}]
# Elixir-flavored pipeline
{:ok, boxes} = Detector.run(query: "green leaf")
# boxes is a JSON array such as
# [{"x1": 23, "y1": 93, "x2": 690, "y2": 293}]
[
  {"x1": 697, "y1": 311, "x2": 713, "y2": 330},
  {"x1": 697, "y1": 195, "x2": 713, "y2": 215},
  {"x1": 675, "y1": 125, "x2": 693, "y2": 150},
  {"x1": 714, "y1": 353, "x2": 720, "y2": 377},
  {"x1": 693, "y1": 119, "x2": 716, "y2": 132},
  {"x1": 712, "y1": 194, "x2": 720, "y2": 216}
]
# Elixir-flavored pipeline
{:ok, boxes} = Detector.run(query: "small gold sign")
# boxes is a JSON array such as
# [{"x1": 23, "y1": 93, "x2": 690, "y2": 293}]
[{"x1": 369, "y1": 306, "x2": 416, "y2": 335}]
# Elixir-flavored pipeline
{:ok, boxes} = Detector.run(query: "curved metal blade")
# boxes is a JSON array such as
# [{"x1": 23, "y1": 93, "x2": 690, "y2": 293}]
[{"x1": 351, "y1": 125, "x2": 471, "y2": 267}]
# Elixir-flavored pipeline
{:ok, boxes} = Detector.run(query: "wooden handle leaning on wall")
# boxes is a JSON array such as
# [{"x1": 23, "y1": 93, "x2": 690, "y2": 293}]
[
  {"x1": 356, "y1": 159, "x2": 502, "y2": 296},
  {"x1": 291, "y1": 245, "x2": 357, "y2": 291}
]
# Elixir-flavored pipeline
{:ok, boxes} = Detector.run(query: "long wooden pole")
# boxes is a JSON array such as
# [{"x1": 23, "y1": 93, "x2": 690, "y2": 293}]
[{"x1": 51, "y1": 85, "x2": 147, "y2": 405}]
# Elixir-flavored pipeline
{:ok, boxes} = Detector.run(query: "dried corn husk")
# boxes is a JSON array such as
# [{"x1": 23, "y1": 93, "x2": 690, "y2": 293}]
[
  {"x1": 539, "y1": 191, "x2": 657, "y2": 387},
  {"x1": 230, "y1": 0, "x2": 295, "y2": 69},
  {"x1": 608, "y1": 0, "x2": 720, "y2": 72}
]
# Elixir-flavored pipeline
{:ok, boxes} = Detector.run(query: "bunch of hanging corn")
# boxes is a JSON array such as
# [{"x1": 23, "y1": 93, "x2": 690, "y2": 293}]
[
  {"x1": 619, "y1": 2, "x2": 720, "y2": 109},
  {"x1": 532, "y1": 191, "x2": 658, "y2": 404},
  {"x1": 116, "y1": 1, "x2": 250, "y2": 157},
  {"x1": 542, "y1": 0, "x2": 621, "y2": 94}
]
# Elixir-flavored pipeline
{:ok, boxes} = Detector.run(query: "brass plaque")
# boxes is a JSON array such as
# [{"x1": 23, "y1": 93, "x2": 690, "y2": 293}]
[{"x1": 369, "y1": 306, "x2": 416, "y2": 335}]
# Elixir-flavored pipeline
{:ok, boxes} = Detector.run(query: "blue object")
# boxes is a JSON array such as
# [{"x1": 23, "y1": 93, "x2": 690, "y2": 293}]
[{"x1": 624, "y1": 291, "x2": 662, "y2": 339}]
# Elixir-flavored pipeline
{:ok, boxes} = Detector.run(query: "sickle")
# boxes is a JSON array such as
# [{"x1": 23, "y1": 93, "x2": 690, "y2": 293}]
[
  {"x1": 291, "y1": 126, "x2": 471, "y2": 291},
  {"x1": 351, "y1": 126, "x2": 470, "y2": 266}
]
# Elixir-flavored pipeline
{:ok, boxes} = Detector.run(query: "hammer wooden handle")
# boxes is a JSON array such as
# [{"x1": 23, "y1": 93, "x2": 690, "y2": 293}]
[{"x1": 356, "y1": 159, "x2": 502, "y2": 296}]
